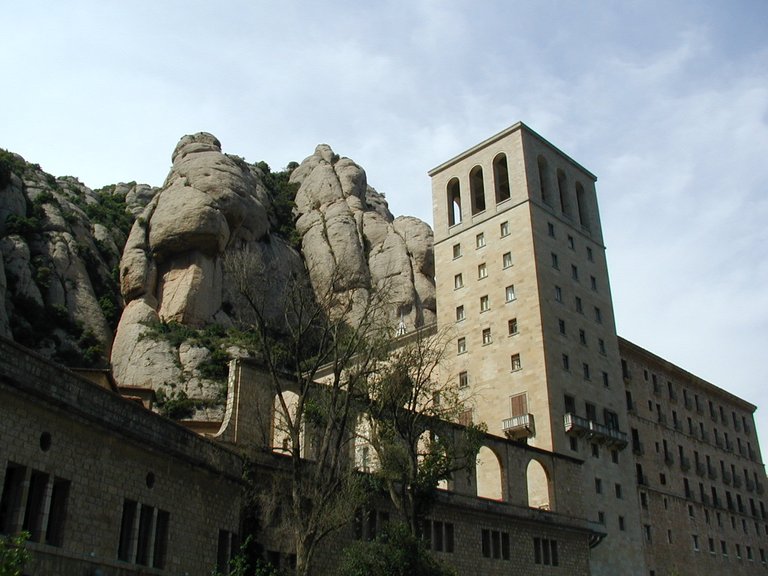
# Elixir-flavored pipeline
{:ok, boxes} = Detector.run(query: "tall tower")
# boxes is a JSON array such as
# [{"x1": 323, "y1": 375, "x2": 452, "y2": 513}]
[{"x1": 429, "y1": 123, "x2": 645, "y2": 576}]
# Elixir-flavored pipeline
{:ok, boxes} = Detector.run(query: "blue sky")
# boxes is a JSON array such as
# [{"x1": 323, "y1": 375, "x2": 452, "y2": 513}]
[{"x1": 3, "y1": 1, "x2": 768, "y2": 455}]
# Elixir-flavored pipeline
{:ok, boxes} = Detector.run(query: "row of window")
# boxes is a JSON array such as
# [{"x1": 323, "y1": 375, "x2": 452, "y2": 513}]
[
  {"x1": 550, "y1": 252, "x2": 598, "y2": 291},
  {"x1": 445, "y1": 153, "x2": 512, "y2": 226},
  {"x1": 538, "y1": 155, "x2": 592, "y2": 231},
  {"x1": 557, "y1": 318, "x2": 607, "y2": 354},
  {"x1": 554, "y1": 285, "x2": 603, "y2": 323},
  {"x1": 561, "y1": 353, "x2": 611, "y2": 387},
  {"x1": 0, "y1": 462, "x2": 69, "y2": 547},
  {"x1": 117, "y1": 498, "x2": 170, "y2": 568},
  {"x1": 546, "y1": 221, "x2": 595, "y2": 262}
]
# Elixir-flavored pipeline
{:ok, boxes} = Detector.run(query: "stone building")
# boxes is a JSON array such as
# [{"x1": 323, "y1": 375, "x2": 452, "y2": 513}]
[{"x1": 620, "y1": 337, "x2": 767, "y2": 575}]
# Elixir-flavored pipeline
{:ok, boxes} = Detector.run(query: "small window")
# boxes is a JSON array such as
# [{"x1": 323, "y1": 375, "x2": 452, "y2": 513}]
[
  {"x1": 455, "y1": 305, "x2": 465, "y2": 322},
  {"x1": 500, "y1": 221, "x2": 510, "y2": 237},
  {"x1": 511, "y1": 354, "x2": 521, "y2": 371},
  {"x1": 602, "y1": 371, "x2": 610, "y2": 388},
  {"x1": 505, "y1": 285, "x2": 516, "y2": 302},
  {"x1": 554, "y1": 286, "x2": 562, "y2": 302},
  {"x1": 547, "y1": 222, "x2": 555, "y2": 237},
  {"x1": 459, "y1": 371, "x2": 468, "y2": 388},
  {"x1": 457, "y1": 338, "x2": 466, "y2": 354},
  {"x1": 558, "y1": 319, "x2": 566, "y2": 335},
  {"x1": 579, "y1": 329, "x2": 586, "y2": 345},
  {"x1": 477, "y1": 263, "x2": 487, "y2": 279},
  {"x1": 482, "y1": 328, "x2": 492, "y2": 345},
  {"x1": 575, "y1": 297, "x2": 583, "y2": 314},
  {"x1": 452, "y1": 243, "x2": 461, "y2": 259},
  {"x1": 454, "y1": 274, "x2": 463, "y2": 289},
  {"x1": 567, "y1": 235, "x2": 575, "y2": 249},
  {"x1": 590, "y1": 275, "x2": 597, "y2": 291},
  {"x1": 595, "y1": 478, "x2": 603, "y2": 494},
  {"x1": 508, "y1": 318, "x2": 518, "y2": 335},
  {"x1": 615, "y1": 483, "x2": 623, "y2": 499},
  {"x1": 587, "y1": 246, "x2": 594, "y2": 261},
  {"x1": 571, "y1": 264, "x2": 579, "y2": 281},
  {"x1": 476, "y1": 233, "x2": 485, "y2": 248},
  {"x1": 502, "y1": 252, "x2": 512, "y2": 268},
  {"x1": 594, "y1": 307, "x2": 602, "y2": 323},
  {"x1": 562, "y1": 354, "x2": 570, "y2": 371},
  {"x1": 692, "y1": 535, "x2": 700, "y2": 552},
  {"x1": 480, "y1": 295, "x2": 490, "y2": 312},
  {"x1": 598, "y1": 338, "x2": 606, "y2": 354},
  {"x1": 619, "y1": 516, "x2": 625, "y2": 531},
  {"x1": 551, "y1": 252, "x2": 559, "y2": 269},
  {"x1": 583, "y1": 363, "x2": 590, "y2": 380}
]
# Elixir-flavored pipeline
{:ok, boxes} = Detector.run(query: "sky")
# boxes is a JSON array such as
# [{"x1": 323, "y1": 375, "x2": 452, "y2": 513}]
[{"x1": 2, "y1": 1, "x2": 768, "y2": 457}]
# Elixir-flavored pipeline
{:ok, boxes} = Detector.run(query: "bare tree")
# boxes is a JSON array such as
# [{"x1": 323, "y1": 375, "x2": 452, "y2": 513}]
[
  {"x1": 224, "y1": 247, "x2": 389, "y2": 576},
  {"x1": 362, "y1": 326, "x2": 485, "y2": 535}
]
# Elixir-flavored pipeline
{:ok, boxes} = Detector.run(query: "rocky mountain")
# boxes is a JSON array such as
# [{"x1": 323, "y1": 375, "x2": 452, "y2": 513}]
[{"x1": 0, "y1": 133, "x2": 435, "y2": 421}]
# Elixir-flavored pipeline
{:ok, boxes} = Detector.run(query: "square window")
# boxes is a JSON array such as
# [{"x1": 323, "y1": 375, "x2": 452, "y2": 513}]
[
  {"x1": 558, "y1": 319, "x2": 566, "y2": 335},
  {"x1": 452, "y1": 243, "x2": 461, "y2": 259},
  {"x1": 500, "y1": 221, "x2": 510, "y2": 237},
  {"x1": 548, "y1": 222, "x2": 555, "y2": 237},
  {"x1": 457, "y1": 338, "x2": 466, "y2": 354},
  {"x1": 480, "y1": 295, "x2": 490, "y2": 312},
  {"x1": 587, "y1": 246, "x2": 594, "y2": 261},
  {"x1": 502, "y1": 252, "x2": 512, "y2": 268},
  {"x1": 508, "y1": 318, "x2": 518, "y2": 335},
  {"x1": 505, "y1": 285, "x2": 516, "y2": 302},
  {"x1": 551, "y1": 252, "x2": 559, "y2": 269},
  {"x1": 454, "y1": 273, "x2": 463, "y2": 289},
  {"x1": 567, "y1": 235, "x2": 575, "y2": 249},
  {"x1": 476, "y1": 233, "x2": 485, "y2": 249},
  {"x1": 477, "y1": 263, "x2": 487, "y2": 279},
  {"x1": 458, "y1": 371, "x2": 468, "y2": 388},
  {"x1": 510, "y1": 354, "x2": 521, "y2": 371},
  {"x1": 575, "y1": 296, "x2": 583, "y2": 313},
  {"x1": 555, "y1": 286, "x2": 562, "y2": 302},
  {"x1": 455, "y1": 305, "x2": 465, "y2": 322},
  {"x1": 482, "y1": 328, "x2": 492, "y2": 345}
]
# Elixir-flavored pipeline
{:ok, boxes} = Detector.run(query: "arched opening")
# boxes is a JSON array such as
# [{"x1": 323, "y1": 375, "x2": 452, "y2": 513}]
[
  {"x1": 470, "y1": 166, "x2": 486, "y2": 215},
  {"x1": 526, "y1": 459, "x2": 553, "y2": 510},
  {"x1": 493, "y1": 153, "x2": 510, "y2": 203},
  {"x1": 447, "y1": 178, "x2": 462, "y2": 226},
  {"x1": 557, "y1": 169, "x2": 571, "y2": 217},
  {"x1": 537, "y1": 156, "x2": 552, "y2": 206},
  {"x1": 273, "y1": 391, "x2": 302, "y2": 457},
  {"x1": 476, "y1": 445, "x2": 504, "y2": 500},
  {"x1": 576, "y1": 182, "x2": 590, "y2": 231}
]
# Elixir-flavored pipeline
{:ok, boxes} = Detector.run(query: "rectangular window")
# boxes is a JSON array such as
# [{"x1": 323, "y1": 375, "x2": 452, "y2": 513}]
[
  {"x1": 153, "y1": 510, "x2": 170, "y2": 569},
  {"x1": 459, "y1": 371, "x2": 468, "y2": 388},
  {"x1": 587, "y1": 246, "x2": 594, "y2": 261},
  {"x1": 217, "y1": 530, "x2": 231, "y2": 574},
  {"x1": 558, "y1": 318, "x2": 566, "y2": 335},
  {"x1": 579, "y1": 329, "x2": 586, "y2": 344},
  {"x1": 457, "y1": 338, "x2": 466, "y2": 354},
  {"x1": 590, "y1": 275, "x2": 597, "y2": 291},
  {"x1": 615, "y1": 483, "x2": 623, "y2": 499},
  {"x1": 571, "y1": 264, "x2": 579, "y2": 281},
  {"x1": 583, "y1": 362, "x2": 590, "y2": 380},
  {"x1": 476, "y1": 233, "x2": 485, "y2": 248},
  {"x1": 564, "y1": 394, "x2": 576, "y2": 414},
  {"x1": 562, "y1": 353, "x2": 570, "y2": 371},
  {"x1": 501, "y1": 532, "x2": 510, "y2": 560},
  {"x1": 505, "y1": 285, "x2": 515, "y2": 302},
  {"x1": 118, "y1": 499, "x2": 138, "y2": 561},
  {"x1": 502, "y1": 252, "x2": 512, "y2": 268},
  {"x1": 452, "y1": 243, "x2": 461, "y2": 259},
  {"x1": 533, "y1": 538, "x2": 559, "y2": 566},
  {"x1": 567, "y1": 235, "x2": 575, "y2": 249},
  {"x1": 480, "y1": 295, "x2": 490, "y2": 312},
  {"x1": 445, "y1": 523, "x2": 454, "y2": 553},
  {"x1": 500, "y1": 221, "x2": 510, "y2": 237},
  {"x1": 599, "y1": 338, "x2": 606, "y2": 354},
  {"x1": 482, "y1": 328, "x2": 492, "y2": 345},
  {"x1": 481, "y1": 529, "x2": 490, "y2": 558},
  {"x1": 0, "y1": 463, "x2": 27, "y2": 535},
  {"x1": 555, "y1": 285, "x2": 562, "y2": 302},
  {"x1": 434, "y1": 521, "x2": 444, "y2": 552},
  {"x1": 510, "y1": 354, "x2": 521, "y2": 371},
  {"x1": 477, "y1": 263, "x2": 487, "y2": 279},
  {"x1": 595, "y1": 478, "x2": 603, "y2": 494},
  {"x1": 136, "y1": 504, "x2": 155, "y2": 566},
  {"x1": 45, "y1": 477, "x2": 70, "y2": 547},
  {"x1": 594, "y1": 306, "x2": 603, "y2": 323},
  {"x1": 454, "y1": 273, "x2": 463, "y2": 289},
  {"x1": 547, "y1": 222, "x2": 555, "y2": 237},
  {"x1": 602, "y1": 371, "x2": 610, "y2": 388},
  {"x1": 455, "y1": 305, "x2": 465, "y2": 322},
  {"x1": 551, "y1": 252, "x2": 559, "y2": 269},
  {"x1": 575, "y1": 296, "x2": 583, "y2": 314},
  {"x1": 23, "y1": 470, "x2": 49, "y2": 542},
  {"x1": 619, "y1": 516, "x2": 625, "y2": 531},
  {"x1": 508, "y1": 318, "x2": 518, "y2": 335}
]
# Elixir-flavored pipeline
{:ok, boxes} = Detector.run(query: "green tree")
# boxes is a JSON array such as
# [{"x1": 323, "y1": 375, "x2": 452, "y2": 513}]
[{"x1": 0, "y1": 532, "x2": 30, "y2": 576}]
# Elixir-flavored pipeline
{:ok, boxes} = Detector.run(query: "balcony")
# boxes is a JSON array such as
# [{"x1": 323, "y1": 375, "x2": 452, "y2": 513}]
[
  {"x1": 563, "y1": 413, "x2": 628, "y2": 448},
  {"x1": 502, "y1": 413, "x2": 536, "y2": 441}
]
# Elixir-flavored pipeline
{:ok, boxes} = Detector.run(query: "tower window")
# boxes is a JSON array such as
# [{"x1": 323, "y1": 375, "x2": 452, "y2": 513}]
[
  {"x1": 480, "y1": 295, "x2": 490, "y2": 312},
  {"x1": 455, "y1": 305, "x2": 465, "y2": 322},
  {"x1": 470, "y1": 165, "x2": 486, "y2": 215},
  {"x1": 505, "y1": 285, "x2": 516, "y2": 302},
  {"x1": 476, "y1": 233, "x2": 485, "y2": 248},
  {"x1": 482, "y1": 328, "x2": 492, "y2": 345},
  {"x1": 447, "y1": 178, "x2": 461, "y2": 226},
  {"x1": 502, "y1": 252, "x2": 512, "y2": 268},
  {"x1": 508, "y1": 318, "x2": 518, "y2": 335},
  {"x1": 454, "y1": 274, "x2": 463, "y2": 289},
  {"x1": 477, "y1": 263, "x2": 487, "y2": 279},
  {"x1": 457, "y1": 338, "x2": 466, "y2": 354},
  {"x1": 452, "y1": 243, "x2": 462, "y2": 259},
  {"x1": 510, "y1": 354, "x2": 522, "y2": 371},
  {"x1": 458, "y1": 371, "x2": 469, "y2": 388},
  {"x1": 500, "y1": 221, "x2": 510, "y2": 237},
  {"x1": 493, "y1": 153, "x2": 510, "y2": 203}
]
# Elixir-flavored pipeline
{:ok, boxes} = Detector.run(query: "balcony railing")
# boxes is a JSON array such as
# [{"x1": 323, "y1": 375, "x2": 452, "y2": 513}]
[
  {"x1": 502, "y1": 413, "x2": 536, "y2": 441},
  {"x1": 563, "y1": 413, "x2": 628, "y2": 448}
]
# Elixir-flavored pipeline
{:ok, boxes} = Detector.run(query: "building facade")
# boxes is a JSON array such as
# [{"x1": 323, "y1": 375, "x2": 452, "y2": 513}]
[
  {"x1": 620, "y1": 337, "x2": 767, "y2": 575},
  {"x1": 429, "y1": 122, "x2": 645, "y2": 576}
]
